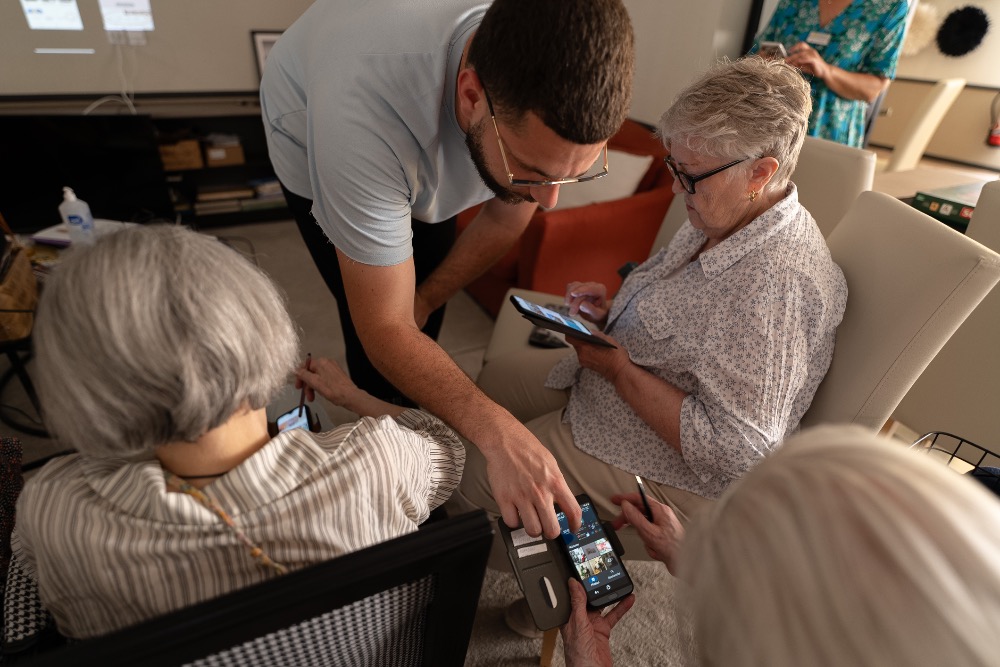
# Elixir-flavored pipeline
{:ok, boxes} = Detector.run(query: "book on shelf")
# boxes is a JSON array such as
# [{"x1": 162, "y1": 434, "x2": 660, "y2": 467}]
[
  {"x1": 249, "y1": 177, "x2": 283, "y2": 198},
  {"x1": 196, "y1": 184, "x2": 256, "y2": 202},
  {"x1": 258, "y1": 192, "x2": 286, "y2": 201},
  {"x1": 240, "y1": 197, "x2": 288, "y2": 212},
  {"x1": 912, "y1": 179, "x2": 996, "y2": 231},
  {"x1": 194, "y1": 199, "x2": 242, "y2": 216}
]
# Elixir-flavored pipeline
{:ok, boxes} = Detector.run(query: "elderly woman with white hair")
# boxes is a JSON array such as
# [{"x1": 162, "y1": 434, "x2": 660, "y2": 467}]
[
  {"x1": 562, "y1": 425, "x2": 1000, "y2": 667},
  {"x1": 11, "y1": 224, "x2": 464, "y2": 640},
  {"x1": 455, "y1": 57, "x2": 848, "y2": 544}
]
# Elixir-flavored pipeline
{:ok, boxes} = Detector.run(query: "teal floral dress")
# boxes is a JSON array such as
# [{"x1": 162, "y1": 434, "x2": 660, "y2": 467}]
[{"x1": 754, "y1": 0, "x2": 907, "y2": 147}]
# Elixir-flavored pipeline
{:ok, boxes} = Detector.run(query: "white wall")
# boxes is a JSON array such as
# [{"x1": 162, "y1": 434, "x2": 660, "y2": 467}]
[
  {"x1": 623, "y1": 0, "x2": 754, "y2": 124},
  {"x1": 895, "y1": 0, "x2": 999, "y2": 88},
  {"x1": 0, "y1": 0, "x2": 313, "y2": 96},
  {"x1": 1, "y1": 0, "x2": 755, "y2": 119}
]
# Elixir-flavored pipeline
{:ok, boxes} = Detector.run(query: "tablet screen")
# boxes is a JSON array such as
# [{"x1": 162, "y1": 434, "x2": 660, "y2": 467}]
[{"x1": 513, "y1": 296, "x2": 592, "y2": 335}]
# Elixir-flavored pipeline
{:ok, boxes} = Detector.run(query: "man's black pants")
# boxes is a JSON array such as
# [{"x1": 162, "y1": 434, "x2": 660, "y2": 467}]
[{"x1": 281, "y1": 184, "x2": 456, "y2": 406}]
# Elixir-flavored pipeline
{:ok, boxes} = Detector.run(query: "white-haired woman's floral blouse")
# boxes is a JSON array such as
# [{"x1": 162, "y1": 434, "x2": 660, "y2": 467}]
[
  {"x1": 755, "y1": 0, "x2": 908, "y2": 147},
  {"x1": 546, "y1": 184, "x2": 847, "y2": 500}
]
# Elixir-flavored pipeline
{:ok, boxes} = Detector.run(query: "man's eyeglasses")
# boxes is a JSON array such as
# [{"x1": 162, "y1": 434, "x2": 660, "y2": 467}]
[
  {"x1": 663, "y1": 155, "x2": 747, "y2": 195},
  {"x1": 483, "y1": 88, "x2": 608, "y2": 188}
]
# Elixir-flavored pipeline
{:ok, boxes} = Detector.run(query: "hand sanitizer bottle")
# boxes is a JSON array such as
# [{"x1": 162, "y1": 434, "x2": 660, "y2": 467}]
[{"x1": 58, "y1": 187, "x2": 95, "y2": 245}]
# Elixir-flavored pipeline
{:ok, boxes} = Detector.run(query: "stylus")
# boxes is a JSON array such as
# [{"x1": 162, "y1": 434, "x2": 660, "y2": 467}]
[
  {"x1": 297, "y1": 353, "x2": 312, "y2": 417},
  {"x1": 635, "y1": 475, "x2": 653, "y2": 521}
]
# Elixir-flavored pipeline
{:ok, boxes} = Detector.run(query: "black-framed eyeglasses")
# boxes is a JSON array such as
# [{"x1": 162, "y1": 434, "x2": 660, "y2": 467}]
[
  {"x1": 663, "y1": 155, "x2": 747, "y2": 194},
  {"x1": 483, "y1": 88, "x2": 608, "y2": 188}
]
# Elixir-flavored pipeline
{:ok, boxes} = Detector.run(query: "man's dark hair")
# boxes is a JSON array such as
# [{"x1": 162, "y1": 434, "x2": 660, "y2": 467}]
[{"x1": 467, "y1": 0, "x2": 635, "y2": 145}]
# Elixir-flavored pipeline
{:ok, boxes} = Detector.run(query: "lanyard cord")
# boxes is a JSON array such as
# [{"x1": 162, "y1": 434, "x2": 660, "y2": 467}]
[{"x1": 165, "y1": 472, "x2": 289, "y2": 576}]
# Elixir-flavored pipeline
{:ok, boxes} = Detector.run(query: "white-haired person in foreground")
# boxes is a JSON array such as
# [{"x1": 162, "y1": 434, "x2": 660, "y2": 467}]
[
  {"x1": 562, "y1": 425, "x2": 1000, "y2": 667},
  {"x1": 11, "y1": 224, "x2": 464, "y2": 640}
]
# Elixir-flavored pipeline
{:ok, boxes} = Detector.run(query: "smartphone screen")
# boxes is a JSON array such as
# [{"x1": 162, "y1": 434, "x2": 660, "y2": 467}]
[
  {"x1": 276, "y1": 405, "x2": 311, "y2": 432},
  {"x1": 556, "y1": 497, "x2": 634, "y2": 609},
  {"x1": 759, "y1": 41, "x2": 788, "y2": 59}
]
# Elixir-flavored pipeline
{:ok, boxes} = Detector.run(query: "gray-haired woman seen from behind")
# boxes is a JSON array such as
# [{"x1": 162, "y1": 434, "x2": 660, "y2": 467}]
[{"x1": 13, "y1": 224, "x2": 464, "y2": 640}]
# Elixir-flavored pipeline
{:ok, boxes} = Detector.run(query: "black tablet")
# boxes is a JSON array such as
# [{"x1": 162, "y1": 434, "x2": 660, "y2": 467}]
[{"x1": 510, "y1": 295, "x2": 616, "y2": 348}]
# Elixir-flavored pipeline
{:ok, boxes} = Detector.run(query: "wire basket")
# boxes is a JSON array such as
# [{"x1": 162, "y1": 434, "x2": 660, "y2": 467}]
[{"x1": 912, "y1": 431, "x2": 1000, "y2": 494}]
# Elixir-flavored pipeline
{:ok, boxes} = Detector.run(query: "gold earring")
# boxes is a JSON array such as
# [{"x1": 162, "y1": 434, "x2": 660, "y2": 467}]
[{"x1": 748, "y1": 190, "x2": 758, "y2": 202}]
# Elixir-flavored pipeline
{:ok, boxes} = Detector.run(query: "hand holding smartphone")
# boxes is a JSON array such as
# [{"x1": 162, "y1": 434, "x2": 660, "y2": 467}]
[
  {"x1": 556, "y1": 494, "x2": 634, "y2": 609},
  {"x1": 275, "y1": 404, "x2": 317, "y2": 433},
  {"x1": 759, "y1": 41, "x2": 788, "y2": 59}
]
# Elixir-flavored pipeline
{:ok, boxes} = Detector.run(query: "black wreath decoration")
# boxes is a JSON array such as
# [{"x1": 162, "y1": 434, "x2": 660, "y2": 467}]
[{"x1": 936, "y1": 6, "x2": 990, "y2": 57}]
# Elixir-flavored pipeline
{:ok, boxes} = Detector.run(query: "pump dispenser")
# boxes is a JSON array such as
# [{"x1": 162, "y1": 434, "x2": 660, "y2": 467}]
[{"x1": 58, "y1": 187, "x2": 95, "y2": 245}]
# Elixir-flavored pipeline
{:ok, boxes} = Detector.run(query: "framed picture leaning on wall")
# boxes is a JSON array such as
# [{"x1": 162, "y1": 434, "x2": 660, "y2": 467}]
[{"x1": 252, "y1": 31, "x2": 283, "y2": 81}]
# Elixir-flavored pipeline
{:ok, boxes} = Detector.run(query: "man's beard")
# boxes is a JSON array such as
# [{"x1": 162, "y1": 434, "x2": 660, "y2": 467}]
[{"x1": 465, "y1": 118, "x2": 532, "y2": 205}]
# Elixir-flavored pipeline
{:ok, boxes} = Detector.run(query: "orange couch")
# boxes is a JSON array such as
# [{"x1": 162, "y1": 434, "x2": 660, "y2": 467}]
[{"x1": 457, "y1": 118, "x2": 675, "y2": 317}]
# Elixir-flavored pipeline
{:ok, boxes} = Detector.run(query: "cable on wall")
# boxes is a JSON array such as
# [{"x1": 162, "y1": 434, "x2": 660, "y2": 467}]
[{"x1": 82, "y1": 42, "x2": 137, "y2": 115}]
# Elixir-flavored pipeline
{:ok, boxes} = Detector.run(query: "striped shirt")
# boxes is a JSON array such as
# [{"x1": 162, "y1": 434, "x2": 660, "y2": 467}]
[{"x1": 11, "y1": 409, "x2": 464, "y2": 639}]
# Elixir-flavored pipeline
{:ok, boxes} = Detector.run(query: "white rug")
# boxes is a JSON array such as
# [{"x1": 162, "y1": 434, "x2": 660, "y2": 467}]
[{"x1": 465, "y1": 560, "x2": 698, "y2": 666}]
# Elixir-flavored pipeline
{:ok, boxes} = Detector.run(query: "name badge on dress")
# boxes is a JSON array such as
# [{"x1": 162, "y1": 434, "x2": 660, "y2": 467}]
[{"x1": 807, "y1": 31, "x2": 831, "y2": 46}]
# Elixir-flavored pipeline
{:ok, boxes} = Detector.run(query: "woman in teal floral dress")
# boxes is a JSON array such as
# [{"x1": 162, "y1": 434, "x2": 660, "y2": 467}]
[{"x1": 755, "y1": 0, "x2": 907, "y2": 147}]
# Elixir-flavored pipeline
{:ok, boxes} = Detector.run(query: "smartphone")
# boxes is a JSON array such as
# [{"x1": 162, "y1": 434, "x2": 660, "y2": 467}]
[
  {"x1": 510, "y1": 295, "x2": 616, "y2": 349},
  {"x1": 759, "y1": 41, "x2": 788, "y2": 59},
  {"x1": 276, "y1": 404, "x2": 312, "y2": 433},
  {"x1": 556, "y1": 494, "x2": 634, "y2": 609}
]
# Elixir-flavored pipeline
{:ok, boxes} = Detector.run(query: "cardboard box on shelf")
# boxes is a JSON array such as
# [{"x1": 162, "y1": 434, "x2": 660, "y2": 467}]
[
  {"x1": 204, "y1": 143, "x2": 245, "y2": 168},
  {"x1": 158, "y1": 139, "x2": 204, "y2": 171}
]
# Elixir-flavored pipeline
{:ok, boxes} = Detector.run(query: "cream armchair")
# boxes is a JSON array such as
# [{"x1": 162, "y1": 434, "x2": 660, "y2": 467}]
[
  {"x1": 890, "y1": 181, "x2": 1000, "y2": 443},
  {"x1": 793, "y1": 136, "x2": 877, "y2": 237},
  {"x1": 801, "y1": 191, "x2": 1000, "y2": 428}
]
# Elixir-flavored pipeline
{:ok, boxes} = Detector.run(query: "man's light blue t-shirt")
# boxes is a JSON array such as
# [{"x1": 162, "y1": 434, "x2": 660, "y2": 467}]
[{"x1": 261, "y1": 0, "x2": 493, "y2": 266}]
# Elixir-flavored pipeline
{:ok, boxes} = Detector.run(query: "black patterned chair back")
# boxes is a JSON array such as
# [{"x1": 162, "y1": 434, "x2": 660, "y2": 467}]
[
  {"x1": 1, "y1": 438, "x2": 61, "y2": 662},
  {"x1": 29, "y1": 510, "x2": 492, "y2": 667},
  {"x1": 0, "y1": 438, "x2": 23, "y2": 593}
]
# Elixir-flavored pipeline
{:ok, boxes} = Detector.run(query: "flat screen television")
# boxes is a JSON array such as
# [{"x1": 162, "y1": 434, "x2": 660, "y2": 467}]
[{"x1": 0, "y1": 114, "x2": 174, "y2": 232}]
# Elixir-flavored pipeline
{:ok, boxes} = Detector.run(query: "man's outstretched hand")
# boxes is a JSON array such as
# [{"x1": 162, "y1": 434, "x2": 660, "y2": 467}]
[{"x1": 485, "y1": 431, "x2": 581, "y2": 538}]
